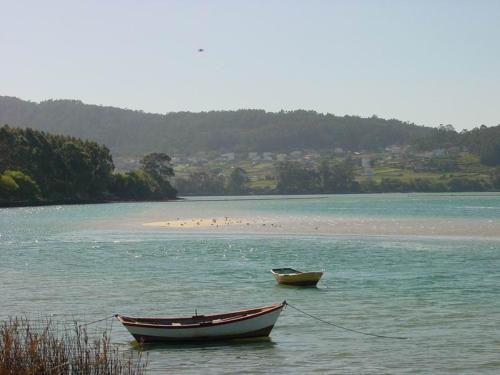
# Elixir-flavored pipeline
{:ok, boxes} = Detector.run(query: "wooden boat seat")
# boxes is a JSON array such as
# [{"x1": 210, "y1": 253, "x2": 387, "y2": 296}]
[{"x1": 211, "y1": 314, "x2": 247, "y2": 324}]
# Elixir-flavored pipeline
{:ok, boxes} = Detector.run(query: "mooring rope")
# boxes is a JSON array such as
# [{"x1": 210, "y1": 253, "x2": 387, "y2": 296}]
[
  {"x1": 285, "y1": 302, "x2": 408, "y2": 340},
  {"x1": 78, "y1": 314, "x2": 116, "y2": 327},
  {"x1": 55, "y1": 314, "x2": 117, "y2": 332}
]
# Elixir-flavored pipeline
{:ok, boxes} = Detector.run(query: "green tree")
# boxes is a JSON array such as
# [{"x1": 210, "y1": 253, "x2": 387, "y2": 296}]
[
  {"x1": 140, "y1": 153, "x2": 176, "y2": 198},
  {"x1": 140, "y1": 153, "x2": 174, "y2": 181},
  {"x1": 111, "y1": 170, "x2": 159, "y2": 200},
  {"x1": 0, "y1": 173, "x2": 18, "y2": 198},
  {"x1": 493, "y1": 167, "x2": 500, "y2": 190},
  {"x1": 319, "y1": 157, "x2": 356, "y2": 193},
  {"x1": 359, "y1": 178, "x2": 380, "y2": 193},
  {"x1": 275, "y1": 161, "x2": 320, "y2": 194},
  {"x1": 227, "y1": 167, "x2": 249, "y2": 194},
  {"x1": 0, "y1": 170, "x2": 41, "y2": 202},
  {"x1": 448, "y1": 177, "x2": 489, "y2": 192},
  {"x1": 480, "y1": 142, "x2": 500, "y2": 166},
  {"x1": 175, "y1": 170, "x2": 225, "y2": 195},
  {"x1": 0, "y1": 125, "x2": 16, "y2": 171}
]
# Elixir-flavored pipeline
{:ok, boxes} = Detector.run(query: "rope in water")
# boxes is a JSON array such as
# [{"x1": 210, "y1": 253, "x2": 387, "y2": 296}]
[
  {"x1": 285, "y1": 302, "x2": 408, "y2": 340},
  {"x1": 54, "y1": 314, "x2": 117, "y2": 332},
  {"x1": 78, "y1": 314, "x2": 116, "y2": 327},
  {"x1": 0, "y1": 315, "x2": 116, "y2": 330}
]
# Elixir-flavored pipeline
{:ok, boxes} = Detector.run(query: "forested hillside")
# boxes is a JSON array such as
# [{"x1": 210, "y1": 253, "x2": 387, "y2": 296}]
[
  {"x1": 414, "y1": 124, "x2": 500, "y2": 166},
  {"x1": 0, "y1": 96, "x2": 433, "y2": 155}
]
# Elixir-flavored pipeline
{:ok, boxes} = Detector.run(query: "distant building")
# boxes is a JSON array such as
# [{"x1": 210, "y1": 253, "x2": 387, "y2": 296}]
[
  {"x1": 432, "y1": 149, "x2": 446, "y2": 157},
  {"x1": 248, "y1": 152, "x2": 260, "y2": 161},
  {"x1": 385, "y1": 145, "x2": 404, "y2": 154},
  {"x1": 171, "y1": 156, "x2": 184, "y2": 164},
  {"x1": 276, "y1": 153, "x2": 288, "y2": 162},
  {"x1": 220, "y1": 152, "x2": 235, "y2": 161},
  {"x1": 334, "y1": 147, "x2": 344, "y2": 154},
  {"x1": 413, "y1": 151, "x2": 434, "y2": 159},
  {"x1": 262, "y1": 152, "x2": 274, "y2": 161}
]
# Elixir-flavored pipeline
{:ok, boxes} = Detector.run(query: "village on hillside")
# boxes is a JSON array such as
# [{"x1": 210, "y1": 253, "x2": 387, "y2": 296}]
[{"x1": 114, "y1": 144, "x2": 495, "y2": 194}]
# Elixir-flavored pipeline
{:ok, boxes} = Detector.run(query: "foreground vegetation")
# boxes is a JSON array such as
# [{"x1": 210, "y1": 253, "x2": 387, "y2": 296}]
[
  {"x1": 0, "y1": 317, "x2": 146, "y2": 374},
  {"x1": 0, "y1": 126, "x2": 176, "y2": 206}
]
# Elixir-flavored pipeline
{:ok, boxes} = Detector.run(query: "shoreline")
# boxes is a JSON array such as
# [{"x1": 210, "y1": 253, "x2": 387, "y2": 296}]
[
  {"x1": 0, "y1": 197, "x2": 182, "y2": 209},
  {"x1": 3, "y1": 191, "x2": 500, "y2": 209}
]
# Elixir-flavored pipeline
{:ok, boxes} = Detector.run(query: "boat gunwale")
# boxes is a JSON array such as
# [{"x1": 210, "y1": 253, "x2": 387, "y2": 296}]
[
  {"x1": 271, "y1": 268, "x2": 301, "y2": 275},
  {"x1": 270, "y1": 269, "x2": 323, "y2": 277},
  {"x1": 116, "y1": 302, "x2": 285, "y2": 329}
]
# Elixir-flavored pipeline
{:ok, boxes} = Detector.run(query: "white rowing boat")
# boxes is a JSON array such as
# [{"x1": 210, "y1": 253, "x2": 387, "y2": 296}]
[{"x1": 115, "y1": 301, "x2": 286, "y2": 343}]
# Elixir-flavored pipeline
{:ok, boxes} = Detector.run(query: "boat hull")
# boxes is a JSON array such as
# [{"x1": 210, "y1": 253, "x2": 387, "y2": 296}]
[
  {"x1": 272, "y1": 271, "x2": 323, "y2": 286},
  {"x1": 117, "y1": 303, "x2": 284, "y2": 343},
  {"x1": 129, "y1": 324, "x2": 276, "y2": 343}
]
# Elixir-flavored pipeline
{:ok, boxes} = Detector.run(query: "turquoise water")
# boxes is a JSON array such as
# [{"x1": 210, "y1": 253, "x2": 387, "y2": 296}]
[{"x1": 1, "y1": 194, "x2": 500, "y2": 374}]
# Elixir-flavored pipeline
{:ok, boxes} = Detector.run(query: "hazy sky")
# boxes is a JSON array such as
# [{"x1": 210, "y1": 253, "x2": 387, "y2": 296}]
[{"x1": 2, "y1": 0, "x2": 499, "y2": 129}]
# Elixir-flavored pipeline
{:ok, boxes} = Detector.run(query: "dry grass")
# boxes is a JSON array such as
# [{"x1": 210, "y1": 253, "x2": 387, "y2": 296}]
[{"x1": 0, "y1": 317, "x2": 146, "y2": 375}]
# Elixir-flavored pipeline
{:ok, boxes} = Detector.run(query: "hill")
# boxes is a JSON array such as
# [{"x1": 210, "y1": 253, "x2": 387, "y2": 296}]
[{"x1": 0, "y1": 96, "x2": 433, "y2": 156}]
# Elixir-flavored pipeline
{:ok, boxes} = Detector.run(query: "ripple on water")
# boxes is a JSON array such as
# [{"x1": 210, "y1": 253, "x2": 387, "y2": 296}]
[{"x1": 1, "y1": 196, "x2": 500, "y2": 373}]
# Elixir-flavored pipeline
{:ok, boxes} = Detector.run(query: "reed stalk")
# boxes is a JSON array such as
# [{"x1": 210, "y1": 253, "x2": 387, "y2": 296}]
[{"x1": 0, "y1": 317, "x2": 146, "y2": 375}]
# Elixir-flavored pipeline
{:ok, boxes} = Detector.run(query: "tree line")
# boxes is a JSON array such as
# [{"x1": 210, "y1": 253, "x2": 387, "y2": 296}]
[
  {"x1": 413, "y1": 124, "x2": 500, "y2": 166},
  {"x1": 175, "y1": 167, "x2": 250, "y2": 195},
  {"x1": 274, "y1": 160, "x2": 499, "y2": 194},
  {"x1": 0, "y1": 125, "x2": 176, "y2": 205},
  {"x1": 174, "y1": 160, "x2": 500, "y2": 196}
]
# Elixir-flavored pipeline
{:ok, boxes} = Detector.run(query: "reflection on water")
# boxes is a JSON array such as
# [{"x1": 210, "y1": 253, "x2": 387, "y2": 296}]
[{"x1": 140, "y1": 336, "x2": 275, "y2": 352}]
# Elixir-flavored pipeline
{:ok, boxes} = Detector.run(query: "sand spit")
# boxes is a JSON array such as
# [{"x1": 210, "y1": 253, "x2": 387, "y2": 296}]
[
  {"x1": 143, "y1": 217, "x2": 282, "y2": 229},
  {"x1": 143, "y1": 215, "x2": 500, "y2": 238}
]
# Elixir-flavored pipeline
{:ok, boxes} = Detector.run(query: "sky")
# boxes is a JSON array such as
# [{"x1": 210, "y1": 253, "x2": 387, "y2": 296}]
[{"x1": 1, "y1": 0, "x2": 499, "y2": 130}]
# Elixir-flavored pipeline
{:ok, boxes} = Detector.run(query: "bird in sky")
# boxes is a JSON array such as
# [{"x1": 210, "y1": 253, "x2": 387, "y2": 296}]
[{"x1": 198, "y1": 48, "x2": 204, "y2": 52}]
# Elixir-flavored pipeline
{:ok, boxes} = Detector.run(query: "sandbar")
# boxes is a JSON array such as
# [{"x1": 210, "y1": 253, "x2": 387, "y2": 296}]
[
  {"x1": 143, "y1": 217, "x2": 280, "y2": 229},
  {"x1": 143, "y1": 215, "x2": 500, "y2": 239}
]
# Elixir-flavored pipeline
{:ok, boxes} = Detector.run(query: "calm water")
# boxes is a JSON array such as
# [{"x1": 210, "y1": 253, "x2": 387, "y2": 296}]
[{"x1": 1, "y1": 194, "x2": 500, "y2": 374}]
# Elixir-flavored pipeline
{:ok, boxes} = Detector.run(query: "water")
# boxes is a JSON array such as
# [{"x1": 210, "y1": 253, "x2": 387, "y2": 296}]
[{"x1": 1, "y1": 194, "x2": 500, "y2": 374}]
